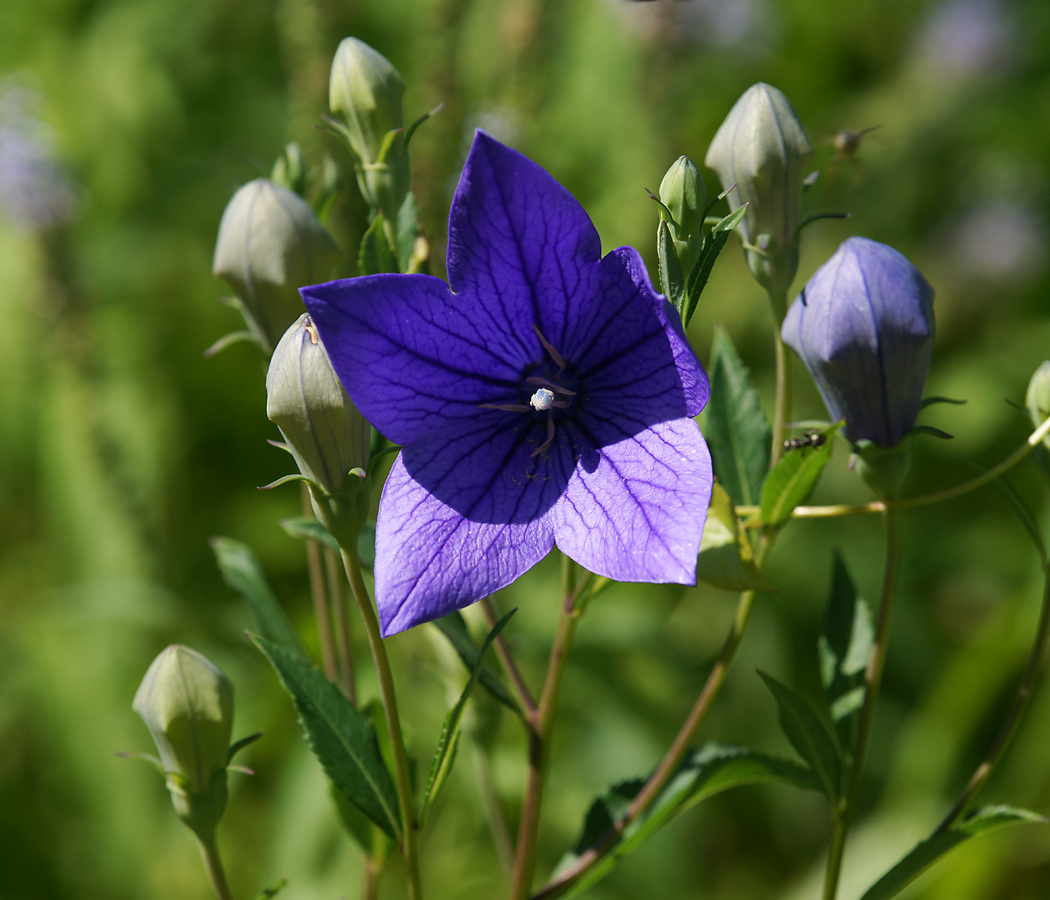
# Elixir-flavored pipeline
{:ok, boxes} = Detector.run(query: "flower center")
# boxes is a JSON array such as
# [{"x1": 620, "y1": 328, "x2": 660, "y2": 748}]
[{"x1": 530, "y1": 388, "x2": 554, "y2": 411}]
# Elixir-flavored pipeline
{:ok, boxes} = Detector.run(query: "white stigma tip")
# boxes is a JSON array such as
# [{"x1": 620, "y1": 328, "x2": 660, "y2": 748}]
[{"x1": 530, "y1": 388, "x2": 555, "y2": 412}]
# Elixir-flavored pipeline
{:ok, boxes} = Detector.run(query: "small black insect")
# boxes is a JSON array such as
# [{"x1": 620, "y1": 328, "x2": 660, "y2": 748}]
[{"x1": 783, "y1": 430, "x2": 827, "y2": 453}]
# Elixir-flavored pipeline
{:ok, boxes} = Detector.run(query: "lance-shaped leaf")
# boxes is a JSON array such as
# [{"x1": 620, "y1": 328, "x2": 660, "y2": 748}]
[
  {"x1": 704, "y1": 326, "x2": 771, "y2": 507},
  {"x1": 818, "y1": 551, "x2": 873, "y2": 757},
  {"x1": 431, "y1": 610, "x2": 520, "y2": 713},
  {"x1": 860, "y1": 806, "x2": 1049, "y2": 900},
  {"x1": 760, "y1": 422, "x2": 840, "y2": 527},
  {"x1": 696, "y1": 482, "x2": 775, "y2": 592},
  {"x1": 759, "y1": 671, "x2": 842, "y2": 804},
  {"x1": 281, "y1": 516, "x2": 379, "y2": 567},
  {"x1": 553, "y1": 743, "x2": 818, "y2": 898},
  {"x1": 681, "y1": 205, "x2": 747, "y2": 326},
  {"x1": 252, "y1": 635, "x2": 401, "y2": 839},
  {"x1": 211, "y1": 537, "x2": 304, "y2": 658},
  {"x1": 420, "y1": 610, "x2": 515, "y2": 820}
]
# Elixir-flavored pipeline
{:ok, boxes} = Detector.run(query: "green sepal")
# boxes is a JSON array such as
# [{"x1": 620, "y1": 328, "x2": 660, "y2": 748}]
[
  {"x1": 358, "y1": 211, "x2": 398, "y2": 276},
  {"x1": 921, "y1": 395, "x2": 967, "y2": 408},
  {"x1": 431, "y1": 611, "x2": 521, "y2": 714},
  {"x1": 203, "y1": 330, "x2": 259, "y2": 358},
  {"x1": 860, "y1": 806, "x2": 1049, "y2": 900},
  {"x1": 797, "y1": 210, "x2": 850, "y2": 232},
  {"x1": 419, "y1": 610, "x2": 515, "y2": 822},
  {"x1": 656, "y1": 219, "x2": 686, "y2": 314},
  {"x1": 818, "y1": 552, "x2": 872, "y2": 759},
  {"x1": 908, "y1": 424, "x2": 954, "y2": 439},
  {"x1": 404, "y1": 103, "x2": 442, "y2": 149},
  {"x1": 252, "y1": 634, "x2": 402, "y2": 840},
  {"x1": 258, "y1": 472, "x2": 313, "y2": 491},
  {"x1": 696, "y1": 482, "x2": 776, "y2": 592},
  {"x1": 227, "y1": 731, "x2": 264, "y2": 764},
  {"x1": 252, "y1": 878, "x2": 288, "y2": 900},
  {"x1": 115, "y1": 750, "x2": 165, "y2": 773},
  {"x1": 210, "y1": 537, "x2": 305, "y2": 659},
  {"x1": 760, "y1": 423, "x2": 840, "y2": 526},
  {"x1": 758, "y1": 671, "x2": 842, "y2": 804},
  {"x1": 553, "y1": 743, "x2": 819, "y2": 899},
  {"x1": 704, "y1": 326, "x2": 771, "y2": 507},
  {"x1": 396, "y1": 193, "x2": 421, "y2": 272},
  {"x1": 680, "y1": 205, "x2": 747, "y2": 327}
]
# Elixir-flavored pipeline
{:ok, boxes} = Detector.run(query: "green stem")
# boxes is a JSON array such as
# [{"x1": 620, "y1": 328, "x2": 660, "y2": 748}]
[
  {"x1": 768, "y1": 287, "x2": 792, "y2": 466},
  {"x1": 302, "y1": 482, "x2": 337, "y2": 682},
  {"x1": 533, "y1": 539, "x2": 773, "y2": 900},
  {"x1": 197, "y1": 835, "x2": 233, "y2": 900},
  {"x1": 935, "y1": 559, "x2": 1050, "y2": 833},
  {"x1": 340, "y1": 548, "x2": 422, "y2": 900},
  {"x1": 325, "y1": 546, "x2": 357, "y2": 704},
  {"x1": 509, "y1": 555, "x2": 582, "y2": 900},
  {"x1": 739, "y1": 415, "x2": 1050, "y2": 521},
  {"x1": 481, "y1": 595, "x2": 539, "y2": 718},
  {"x1": 822, "y1": 508, "x2": 902, "y2": 900}
]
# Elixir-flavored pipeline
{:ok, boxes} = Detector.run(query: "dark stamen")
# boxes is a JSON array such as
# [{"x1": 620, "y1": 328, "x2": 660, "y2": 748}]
[
  {"x1": 479, "y1": 402, "x2": 531, "y2": 412},
  {"x1": 531, "y1": 418, "x2": 557, "y2": 457},
  {"x1": 525, "y1": 375, "x2": 576, "y2": 396},
  {"x1": 531, "y1": 323, "x2": 567, "y2": 371}
]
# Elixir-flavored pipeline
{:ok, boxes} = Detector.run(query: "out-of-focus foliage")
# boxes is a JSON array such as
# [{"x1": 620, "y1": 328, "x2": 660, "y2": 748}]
[{"x1": 2, "y1": 0, "x2": 1050, "y2": 898}]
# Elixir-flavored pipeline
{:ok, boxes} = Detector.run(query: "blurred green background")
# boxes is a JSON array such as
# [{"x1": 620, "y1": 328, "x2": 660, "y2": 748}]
[{"x1": 3, "y1": 0, "x2": 1050, "y2": 898}]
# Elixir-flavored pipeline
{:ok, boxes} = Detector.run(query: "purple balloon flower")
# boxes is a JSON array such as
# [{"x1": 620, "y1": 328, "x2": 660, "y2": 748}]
[
  {"x1": 782, "y1": 236, "x2": 935, "y2": 448},
  {"x1": 302, "y1": 132, "x2": 713, "y2": 635}
]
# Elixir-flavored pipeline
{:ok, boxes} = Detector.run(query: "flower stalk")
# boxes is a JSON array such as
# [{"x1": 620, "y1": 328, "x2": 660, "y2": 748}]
[
  {"x1": 935, "y1": 553, "x2": 1050, "y2": 833},
  {"x1": 197, "y1": 835, "x2": 234, "y2": 900},
  {"x1": 509, "y1": 555, "x2": 585, "y2": 900},
  {"x1": 822, "y1": 507, "x2": 902, "y2": 900},
  {"x1": 339, "y1": 542, "x2": 421, "y2": 900}
]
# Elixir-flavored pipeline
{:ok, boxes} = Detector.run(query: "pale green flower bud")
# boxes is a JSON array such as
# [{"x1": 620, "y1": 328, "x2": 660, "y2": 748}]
[
  {"x1": 212, "y1": 178, "x2": 339, "y2": 353},
  {"x1": 1026, "y1": 361, "x2": 1050, "y2": 448},
  {"x1": 658, "y1": 156, "x2": 707, "y2": 276},
  {"x1": 705, "y1": 83, "x2": 813, "y2": 300},
  {"x1": 133, "y1": 645, "x2": 234, "y2": 839},
  {"x1": 329, "y1": 37, "x2": 410, "y2": 216},
  {"x1": 266, "y1": 313, "x2": 370, "y2": 494}
]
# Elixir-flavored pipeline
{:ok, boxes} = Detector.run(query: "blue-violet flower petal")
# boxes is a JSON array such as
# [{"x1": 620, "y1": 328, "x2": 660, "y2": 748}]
[{"x1": 302, "y1": 132, "x2": 713, "y2": 635}]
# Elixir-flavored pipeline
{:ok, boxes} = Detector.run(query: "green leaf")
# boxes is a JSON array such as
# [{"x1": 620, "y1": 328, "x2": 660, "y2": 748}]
[
  {"x1": 252, "y1": 635, "x2": 401, "y2": 840},
  {"x1": 280, "y1": 516, "x2": 379, "y2": 568},
  {"x1": 556, "y1": 743, "x2": 818, "y2": 899},
  {"x1": 696, "y1": 482, "x2": 776, "y2": 592},
  {"x1": 921, "y1": 395, "x2": 967, "y2": 408},
  {"x1": 431, "y1": 611, "x2": 520, "y2": 714},
  {"x1": 818, "y1": 551, "x2": 873, "y2": 758},
  {"x1": 758, "y1": 671, "x2": 842, "y2": 804},
  {"x1": 279, "y1": 516, "x2": 340, "y2": 553},
  {"x1": 358, "y1": 211, "x2": 398, "y2": 276},
  {"x1": 704, "y1": 326, "x2": 771, "y2": 507},
  {"x1": 210, "y1": 537, "x2": 304, "y2": 658},
  {"x1": 760, "y1": 423, "x2": 840, "y2": 527},
  {"x1": 681, "y1": 205, "x2": 747, "y2": 326},
  {"x1": 656, "y1": 219, "x2": 686, "y2": 315},
  {"x1": 860, "y1": 806, "x2": 1049, "y2": 900},
  {"x1": 420, "y1": 610, "x2": 515, "y2": 821}
]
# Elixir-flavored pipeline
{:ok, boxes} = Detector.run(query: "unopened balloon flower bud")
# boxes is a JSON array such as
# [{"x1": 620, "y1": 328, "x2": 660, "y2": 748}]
[
  {"x1": 658, "y1": 156, "x2": 707, "y2": 276},
  {"x1": 782, "y1": 237, "x2": 935, "y2": 451},
  {"x1": 329, "y1": 37, "x2": 410, "y2": 215},
  {"x1": 266, "y1": 313, "x2": 370, "y2": 495},
  {"x1": 212, "y1": 178, "x2": 339, "y2": 352},
  {"x1": 133, "y1": 645, "x2": 235, "y2": 839},
  {"x1": 705, "y1": 83, "x2": 813, "y2": 298},
  {"x1": 1026, "y1": 362, "x2": 1050, "y2": 449}
]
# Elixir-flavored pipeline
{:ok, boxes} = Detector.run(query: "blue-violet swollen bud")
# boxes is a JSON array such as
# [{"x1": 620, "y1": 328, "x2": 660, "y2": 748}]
[
  {"x1": 213, "y1": 178, "x2": 339, "y2": 353},
  {"x1": 266, "y1": 313, "x2": 371, "y2": 494},
  {"x1": 782, "y1": 236, "x2": 935, "y2": 449}
]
